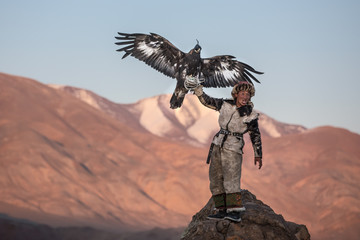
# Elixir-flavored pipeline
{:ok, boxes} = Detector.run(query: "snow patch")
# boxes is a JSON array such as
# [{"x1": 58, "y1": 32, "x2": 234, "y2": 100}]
[
  {"x1": 48, "y1": 84, "x2": 64, "y2": 89},
  {"x1": 259, "y1": 114, "x2": 282, "y2": 138},
  {"x1": 137, "y1": 97, "x2": 173, "y2": 137},
  {"x1": 73, "y1": 90, "x2": 101, "y2": 110},
  {"x1": 48, "y1": 85, "x2": 101, "y2": 110},
  {"x1": 187, "y1": 112, "x2": 218, "y2": 144}
]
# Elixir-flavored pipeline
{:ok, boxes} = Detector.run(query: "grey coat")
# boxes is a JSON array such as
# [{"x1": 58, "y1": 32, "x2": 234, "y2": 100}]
[{"x1": 197, "y1": 91, "x2": 262, "y2": 158}]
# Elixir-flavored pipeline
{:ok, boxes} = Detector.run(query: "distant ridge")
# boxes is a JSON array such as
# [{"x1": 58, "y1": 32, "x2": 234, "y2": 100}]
[{"x1": 50, "y1": 85, "x2": 306, "y2": 146}]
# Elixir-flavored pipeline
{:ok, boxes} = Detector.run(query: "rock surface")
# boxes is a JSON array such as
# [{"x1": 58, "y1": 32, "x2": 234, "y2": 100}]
[{"x1": 181, "y1": 190, "x2": 310, "y2": 240}]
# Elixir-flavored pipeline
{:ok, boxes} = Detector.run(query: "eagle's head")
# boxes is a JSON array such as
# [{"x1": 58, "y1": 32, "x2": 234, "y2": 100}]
[{"x1": 192, "y1": 39, "x2": 202, "y2": 54}]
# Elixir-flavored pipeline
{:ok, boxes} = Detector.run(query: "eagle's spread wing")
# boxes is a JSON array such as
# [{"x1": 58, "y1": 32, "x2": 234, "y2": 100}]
[
  {"x1": 200, "y1": 55, "x2": 263, "y2": 88},
  {"x1": 115, "y1": 32, "x2": 185, "y2": 79}
]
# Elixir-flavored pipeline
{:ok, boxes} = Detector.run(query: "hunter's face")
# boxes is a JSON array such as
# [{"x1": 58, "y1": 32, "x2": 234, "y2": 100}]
[{"x1": 235, "y1": 90, "x2": 251, "y2": 107}]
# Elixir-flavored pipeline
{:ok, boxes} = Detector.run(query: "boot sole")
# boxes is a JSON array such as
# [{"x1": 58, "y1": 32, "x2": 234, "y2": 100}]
[
  {"x1": 207, "y1": 216, "x2": 225, "y2": 220},
  {"x1": 224, "y1": 216, "x2": 242, "y2": 222}
]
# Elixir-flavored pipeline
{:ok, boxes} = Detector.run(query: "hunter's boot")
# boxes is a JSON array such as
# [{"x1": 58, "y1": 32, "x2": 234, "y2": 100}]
[
  {"x1": 224, "y1": 192, "x2": 245, "y2": 222},
  {"x1": 207, "y1": 193, "x2": 227, "y2": 220}
]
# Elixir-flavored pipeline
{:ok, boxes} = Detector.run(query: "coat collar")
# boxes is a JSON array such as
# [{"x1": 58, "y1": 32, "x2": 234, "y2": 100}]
[{"x1": 224, "y1": 99, "x2": 253, "y2": 116}]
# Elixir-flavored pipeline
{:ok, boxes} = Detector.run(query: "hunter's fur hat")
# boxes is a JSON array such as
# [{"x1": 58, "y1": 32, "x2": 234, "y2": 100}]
[{"x1": 231, "y1": 81, "x2": 255, "y2": 99}]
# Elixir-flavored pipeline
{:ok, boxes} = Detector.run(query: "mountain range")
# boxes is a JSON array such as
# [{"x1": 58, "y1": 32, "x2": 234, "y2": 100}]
[
  {"x1": 49, "y1": 84, "x2": 307, "y2": 146},
  {"x1": 1, "y1": 72, "x2": 359, "y2": 239}
]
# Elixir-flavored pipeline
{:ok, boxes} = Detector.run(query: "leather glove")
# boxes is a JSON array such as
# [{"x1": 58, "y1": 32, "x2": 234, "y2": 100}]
[{"x1": 193, "y1": 85, "x2": 203, "y2": 96}]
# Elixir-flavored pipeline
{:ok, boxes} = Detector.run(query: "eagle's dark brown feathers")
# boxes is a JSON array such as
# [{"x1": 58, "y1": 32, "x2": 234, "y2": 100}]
[
  {"x1": 115, "y1": 32, "x2": 184, "y2": 79},
  {"x1": 115, "y1": 32, "x2": 263, "y2": 109}
]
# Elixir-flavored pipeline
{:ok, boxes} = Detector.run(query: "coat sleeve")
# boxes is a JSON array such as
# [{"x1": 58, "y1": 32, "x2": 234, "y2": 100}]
[
  {"x1": 248, "y1": 119, "x2": 262, "y2": 158},
  {"x1": 193, "y1": 86, "x2": 223, "y2": 111}
]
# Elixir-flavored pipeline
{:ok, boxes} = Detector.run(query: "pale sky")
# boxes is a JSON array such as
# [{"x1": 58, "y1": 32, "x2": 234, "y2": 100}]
[{"x1": 1, "y1": 0, "x2": 359, "y2": 134}]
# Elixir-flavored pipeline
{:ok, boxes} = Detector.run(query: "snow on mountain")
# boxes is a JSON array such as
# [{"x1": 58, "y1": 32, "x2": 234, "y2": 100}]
[
  {"x1": 49, "y1": 84, "x2": 102, "y2": 110},
  {"x1": 131, "y1": 94, "x2": 219, "y2": 145},
  {"x1": 258, "y1": 112, "x2": 307, "y2": 138},
  {"x1": 50, "y1": 85, "x2": 306, "y2": 145}
]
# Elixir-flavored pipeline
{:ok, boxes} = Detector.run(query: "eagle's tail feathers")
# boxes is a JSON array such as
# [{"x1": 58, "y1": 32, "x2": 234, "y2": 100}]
[{"x1": 170, "y1": 93, "x2": 185, "y2": 109}]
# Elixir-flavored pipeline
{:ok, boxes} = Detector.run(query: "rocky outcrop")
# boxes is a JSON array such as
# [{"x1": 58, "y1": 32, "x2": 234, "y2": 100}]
[{"x1": 181, "y1": 190, "x2": 310, "y2": 240}]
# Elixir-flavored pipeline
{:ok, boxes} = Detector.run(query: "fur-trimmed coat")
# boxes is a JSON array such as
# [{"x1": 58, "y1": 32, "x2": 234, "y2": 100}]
[{"x1": 196, "y1": 91, "x2": 262, "y2": 158}]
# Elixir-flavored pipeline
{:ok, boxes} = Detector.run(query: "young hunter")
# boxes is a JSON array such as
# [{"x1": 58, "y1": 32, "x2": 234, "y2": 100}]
[{"x1": 193, "y1": 81, "x2": 263, "y2": 222}]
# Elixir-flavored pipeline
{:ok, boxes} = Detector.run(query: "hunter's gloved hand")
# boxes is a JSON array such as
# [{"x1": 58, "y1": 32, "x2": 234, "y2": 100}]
[
  {"x1": 193, "y1": 85, "x2": 203, "y2": 96},
  {"x1": 184, "y1": 75, "x2": 204, "y2": 92},
  {"x1": 254, "y1": 157, "x2": 262, "y2": 169}
]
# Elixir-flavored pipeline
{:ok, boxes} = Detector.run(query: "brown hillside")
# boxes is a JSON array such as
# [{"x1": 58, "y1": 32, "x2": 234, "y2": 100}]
[
  {"x1": 1, "y1": 72, "x2": 359, "y2": 239},
  {"x1": 0, "y1": 73, "x2": 208, "y2": 230}
]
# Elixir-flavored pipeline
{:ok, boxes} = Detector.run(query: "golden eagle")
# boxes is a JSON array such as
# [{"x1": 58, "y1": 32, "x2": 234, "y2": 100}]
[{"x1": 115, "y1": 32, "x2": 263, "y2": 109}]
